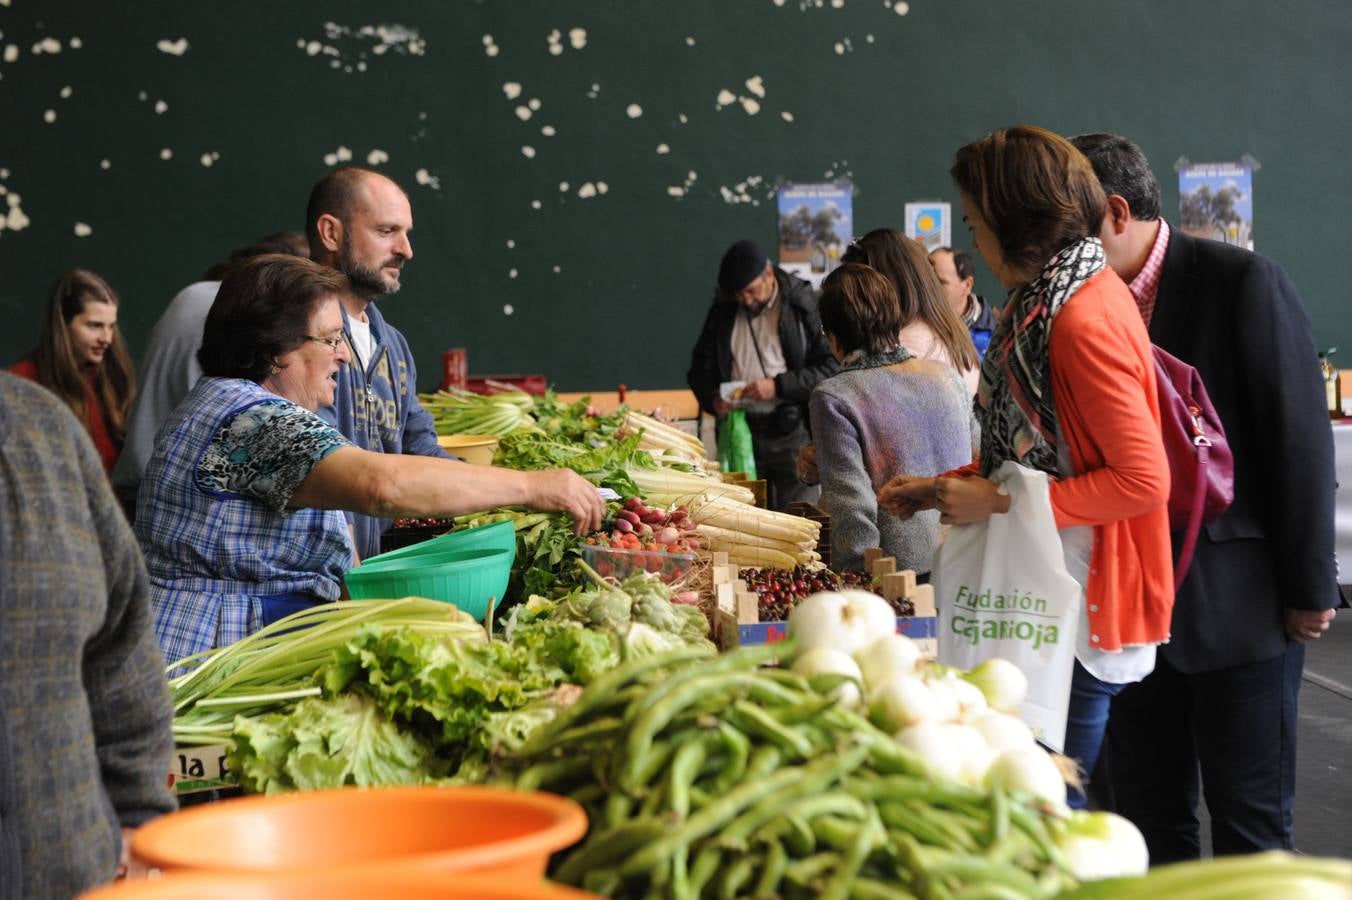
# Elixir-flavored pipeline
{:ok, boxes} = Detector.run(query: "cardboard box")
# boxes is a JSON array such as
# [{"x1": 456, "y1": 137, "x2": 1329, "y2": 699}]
[{"x1": 711, "y1": 552, "x2": 938, "y2": 657}]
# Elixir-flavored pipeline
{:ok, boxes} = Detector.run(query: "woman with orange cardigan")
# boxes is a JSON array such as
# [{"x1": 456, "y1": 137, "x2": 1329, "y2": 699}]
[{"x1": 880, "y1": 125, "x2": 1172, "y2": 808}]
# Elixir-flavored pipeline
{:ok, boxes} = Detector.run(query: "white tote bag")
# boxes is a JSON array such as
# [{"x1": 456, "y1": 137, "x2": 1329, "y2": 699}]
[{"x1": 933, "y1": 461, "x2": 1081, "y2": 752}]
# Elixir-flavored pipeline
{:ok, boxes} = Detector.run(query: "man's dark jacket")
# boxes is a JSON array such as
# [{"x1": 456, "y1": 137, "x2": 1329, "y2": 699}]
[
  {"x1": 1150, "y1": 229, "x2": 1341, "y2": 673},
  {"x1": 686, "y1": 268, "x2": 840, "y2": 422}
]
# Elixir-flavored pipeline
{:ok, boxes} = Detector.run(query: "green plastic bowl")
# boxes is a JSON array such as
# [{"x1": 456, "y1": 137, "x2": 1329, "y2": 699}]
[
  {"x1": 368, "y1": 520, "x2": 518, "y2": 566},
  {"x1": 345, "y1": 548, "x2": 514, "y2": 621}
]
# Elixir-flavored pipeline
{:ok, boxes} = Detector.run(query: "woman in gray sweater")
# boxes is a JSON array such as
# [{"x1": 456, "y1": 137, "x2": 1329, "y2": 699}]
[{"x1": 810, "y1": 262, "x2": 976, "y2": 575}]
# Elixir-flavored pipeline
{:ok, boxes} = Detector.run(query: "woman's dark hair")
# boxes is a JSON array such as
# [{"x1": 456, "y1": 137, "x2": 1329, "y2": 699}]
[
  {"x1": 33, "y1": 269, "x2": 135, "y2": 445},
  {"x1": 818, "y1": 263, "x2": 904, "y2": 356},
  {"x1": 950, "y1": 125, "x2": 1106, "y2": 278},
  {"x1": 198, "y1": 254, "x2": 349, "y2": 382},
  {"x1": 842, "y1": 228, "x2": 977, "y2": 371}
]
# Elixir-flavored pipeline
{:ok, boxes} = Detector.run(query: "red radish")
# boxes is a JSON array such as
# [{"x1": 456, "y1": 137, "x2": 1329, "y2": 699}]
[
  {"x1": 638, "y1": 523, "x2": 653, "y2": 537},
  {"x1": 617, "y1": 509, "x2": 641, "y2": 525},
  {"x1": 673, "y1": 591, "x2": 701, "y2": 605},
  {"x1": 655, "y1": 526, "x2": 680, "y2": 546},
  {"x1": 624, "y1": 496, "x2": 643, "y2": 511},
  {"x1": 615, "y1": 518, "x2": 634, "y2": 534}
]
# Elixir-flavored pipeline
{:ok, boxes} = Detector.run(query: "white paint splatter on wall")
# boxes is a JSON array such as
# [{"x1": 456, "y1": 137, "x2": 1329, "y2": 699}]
[
  {"x1": 506, "y1": 239, "x2": 516, "y2": 248},
  {"x1": 895, "y1": 2, "x2": 910, "y2": 14},
  {"x1": 740, "y1": 97, "x2": 761, "y2": 115},
  {"x1": 42, "y1": 109, "x2": 55, "y2": 123},
  {"x1": 503, "y1": 82, "x2": 522, "y2": 100},
  {"x1": 626, "y1": 104, "x2": 643, "y2": 118},
  {"x1": 508, "y1": 268, "x2": 519, "y2": 279},
  {"x1": 6, "y1": 193, "x2": 31, "y2": 232},
  {"x1": 199, "y1": 151, "x2": 220, "y2": 167},
  {"x1": 367, "y1": 149, "x2": 389, "y2": 165},
  {"x1": 159, "y1": 148, "x2": 173, "y2": 160},
  {"x1": 2, "y1": 45, "x2": 17, "y2": 63},
  {"x1": 558, "y1": 181, "x2": 570, "y2": 192},
  {"x1": 745, "y1": 76, "x2": 766, "y2": 98},
  {"x1": 656, "y1": 143, "x2": 670, "y2": 155},
  {"x1": 547, "y1": 30, "x2": 563, "y2": 56},
  {"x1": 322, "y1": 146, "x2": 353, "y2": 166},
  {"x1": 569, "y1": 28, "x2": 587, "y2": 50},
  {"x1": 503, "y1": 304, "x2": 515, "y2": 315},
  {"x1": 99, "y1": 159, "x2": 111, "y2": 170},
  {"x1": 154, "y1": 99, "x2": 168, "y2": 114},
  {"x1": 552, "y1": 265, "x2": 562, "y2": 273},
  {"x1": 541, "y1": 125, "x2": 556, "y2": 137},
  {"x1": 522, "y1": 146, "x2": 536, "y2": 158},
  {"x1": 69, "y1": 37, "x2": 83, "y2": 48},
  {"x1": 156, "y1": 38, "x2": 189, "y2": 56},
  {"x1": 515, "y1": 106, "x2": 532, "y2": 121},
  {"x1": 32, "y1": 37, "x2": 62, "y2": 54},
  {"x1": 74, "y1": 222, "x2": 92, "y2": 237},
  {"x1": 577, "y1": 182, "x2": 596, "y2": 199},
  {"x1": 667, "y1": 186, "x2": 686, "y2": 197},
  {"x1": 59, "y1": 85, "x2": 72, "y2": 98},
  {"x1": 781, "y1": 111, "x2": 795, "y2": 122},
  {"x1": 415, "y1": 168, "x2": 441, "y2": 191},
  {"x1": 483, "y1": 35, "x2": 500, "y2": 57},
  {"x1": 685, "y1": 36, "x2": 696, "y2": 46},
  {"x1": 530, "y1": 200, "x2": 542, "y2": 210}
]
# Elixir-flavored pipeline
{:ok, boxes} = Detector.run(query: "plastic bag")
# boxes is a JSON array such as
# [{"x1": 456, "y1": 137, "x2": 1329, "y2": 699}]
[
  {"x1": 716, "y1": 409, "x2": 757, "y2": 480},
  {"x1": 933, "y1": 461, "x2": 1081, "y2": 751}
]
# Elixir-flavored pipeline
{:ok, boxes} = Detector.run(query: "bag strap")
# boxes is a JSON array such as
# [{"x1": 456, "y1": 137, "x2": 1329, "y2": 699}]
[{"x1": 1174, "y1": 405, "x2": 1211, "y2": 589}]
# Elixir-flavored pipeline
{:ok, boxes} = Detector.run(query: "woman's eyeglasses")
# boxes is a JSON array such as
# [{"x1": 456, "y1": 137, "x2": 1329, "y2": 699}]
[{"x1": 305, "y1": 334, "x2": 345, "y2": 352}]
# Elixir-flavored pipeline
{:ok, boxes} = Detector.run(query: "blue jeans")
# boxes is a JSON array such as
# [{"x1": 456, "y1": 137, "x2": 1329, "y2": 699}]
[{"x1": 1063, "y1": 659, "x2": 1128, "y2": 809}]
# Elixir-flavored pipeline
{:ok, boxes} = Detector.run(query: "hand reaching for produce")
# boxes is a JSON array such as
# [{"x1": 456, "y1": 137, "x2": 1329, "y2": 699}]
[
  {"x1": 527, "y1": 469, "x2": 606, "y2": 535},
  {"x1": 932, "y1": 475, "x2": 1010, "y2": 525},
  {"x1": 795, "y1": 443, "x2": 819, "y2": 485},
  {"x1": 877, "y1": 475, "x2": 938, "y2": 520},
  {"x1": 712, "y1": 397, "x2": 733, "y2": 418},
  {"x1": 740, "y1": 377, "x2": 777, "y2": 401}
]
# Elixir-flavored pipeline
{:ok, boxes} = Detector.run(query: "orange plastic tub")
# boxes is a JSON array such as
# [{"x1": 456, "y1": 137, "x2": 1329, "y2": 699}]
[
  {"x1": 80, "y1": 871, "x2": 598, "y2": 899},
  {"x1": 129, "y1": 786, "x2": 587, "y2": 881}
]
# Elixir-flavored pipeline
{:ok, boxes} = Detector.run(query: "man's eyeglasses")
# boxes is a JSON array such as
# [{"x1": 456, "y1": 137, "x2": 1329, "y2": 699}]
[{"x1": 305, "y1": 334, "x2": 345, "y2": 352}]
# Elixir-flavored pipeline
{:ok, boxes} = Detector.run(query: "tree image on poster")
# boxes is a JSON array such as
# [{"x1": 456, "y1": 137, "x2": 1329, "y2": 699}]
[
  {"x1": 1178, "y1": 162, "x2": 1254, "y2": 250},
  {"x1": 777, "y1": 182, "x2": 853, "y2": 277}
]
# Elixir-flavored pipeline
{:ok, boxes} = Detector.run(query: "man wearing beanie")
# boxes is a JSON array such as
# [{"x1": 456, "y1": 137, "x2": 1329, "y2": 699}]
[{"x1": 688, "y1": 239, "x2": 839, "y2": 509}]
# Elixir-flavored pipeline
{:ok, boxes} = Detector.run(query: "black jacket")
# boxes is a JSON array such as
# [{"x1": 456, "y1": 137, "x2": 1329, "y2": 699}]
[
  {"x1": 686, "y1": 268, "x2": 840, "y2": 421},
  {"x1": 1150, "y1": 229, "x2": 1341, "y2": 673}
]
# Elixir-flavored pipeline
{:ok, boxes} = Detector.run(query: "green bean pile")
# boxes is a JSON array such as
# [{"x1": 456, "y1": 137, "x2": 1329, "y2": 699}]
[{"x1": 502, "y1": 642, "x2": 1078, "y2": 899}]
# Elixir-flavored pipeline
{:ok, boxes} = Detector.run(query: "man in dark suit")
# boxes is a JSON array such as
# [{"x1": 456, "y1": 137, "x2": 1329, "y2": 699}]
[{"x1": 1070, "y1": 133, "x2": 1340, "y2": 862}]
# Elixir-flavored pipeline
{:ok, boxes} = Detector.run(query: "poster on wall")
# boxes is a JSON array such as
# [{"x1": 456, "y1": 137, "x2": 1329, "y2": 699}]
[
  {"x1": 777, "y1": 181, "x2": 853, "y2": 288},
  {"x1": 904, "y1": 201, "x2": 952, "y2": 253},
  {"x1": 1178, "y1": 162, "x2": 1254, "y2": 250}
]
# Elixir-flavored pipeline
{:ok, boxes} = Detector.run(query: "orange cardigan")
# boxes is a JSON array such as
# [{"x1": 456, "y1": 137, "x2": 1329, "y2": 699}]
[{"x1": 954, "y1": 269, "x2": 1173, "y2": 651}]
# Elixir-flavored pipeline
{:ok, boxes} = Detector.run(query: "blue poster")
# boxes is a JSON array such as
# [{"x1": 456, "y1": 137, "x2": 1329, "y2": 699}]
[
  {"x1": 905, "y1": 201, "x2": 951, "y2": 253},
  {"x1": 1178, "y1": 162, "x2": 1254, "y2": 251},
  {"x1": 777, "y1": 182, "x2": 853, "y2": 285}
]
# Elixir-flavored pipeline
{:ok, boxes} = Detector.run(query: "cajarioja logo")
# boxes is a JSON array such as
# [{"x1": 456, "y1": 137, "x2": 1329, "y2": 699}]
[{"x1": 947, "y1": 584, "x2": 1061, "y2": 650}]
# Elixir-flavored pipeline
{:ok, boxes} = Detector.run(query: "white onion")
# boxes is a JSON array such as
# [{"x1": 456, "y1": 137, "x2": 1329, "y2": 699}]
[
  {"x1": 984, "y1": 748, "x2": 1067, "y2": 809},
  {"x1": 788, "y1": 590, "x2": 898, "y2": 657},
  {"x1": 869, "y1": 674, "x2": 938, "y2": 732},
  {"x1": 895, "y1": 722, "x2": 964, "y2": 782},
  {"x1": 969, "y1": 711, "x2": 1036, "y2": 755},
  {"x1": 1057, "y1": 811, "x2": 1150, "y2": 881},
  {"x1": 947, "y1": 723, "x2": 996, "y2": 786},
  {"x1": 962, "y1": 657, "x2": 1029, "y2": 711},
  {"x1": 791, "y1": 646, "x2": 863, "y2": 709},
  {"x1": 854, "y1": 633, "x2": 922, "y2": 689},
  {"x1": 948, "y1": 677, "x2": 989, "y2": 721},
  {"x1": 922, "y1": 675, "x2": 962, "y2": 724}
]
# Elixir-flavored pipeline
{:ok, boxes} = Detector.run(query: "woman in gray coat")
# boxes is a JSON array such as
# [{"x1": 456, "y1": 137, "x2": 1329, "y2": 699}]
[{"x1": 809, "y1": 262, "x2": 976, "y2": 575}]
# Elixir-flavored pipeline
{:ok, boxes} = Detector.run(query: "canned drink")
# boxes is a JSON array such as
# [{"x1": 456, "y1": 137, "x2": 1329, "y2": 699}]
[{"x1": 441, "y1": 348, "x2": 468, "y2": 391}]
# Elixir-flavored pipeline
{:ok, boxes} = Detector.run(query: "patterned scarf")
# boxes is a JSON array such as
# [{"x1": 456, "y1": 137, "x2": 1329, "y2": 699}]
[{"x1": 976, "y1": 237, "x2": 1106, "y2": 478}]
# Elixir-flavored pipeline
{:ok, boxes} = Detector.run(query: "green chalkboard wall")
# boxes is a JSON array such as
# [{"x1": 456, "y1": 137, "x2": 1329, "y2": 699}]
[{"x1": 2, "y1": 1, "x2": 1350, "y2": 391}]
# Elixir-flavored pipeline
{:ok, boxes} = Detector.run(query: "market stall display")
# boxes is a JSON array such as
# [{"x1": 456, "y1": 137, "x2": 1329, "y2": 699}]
[{"x1": 81, "y1": 872, "x2": 599, "y2": 900}]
